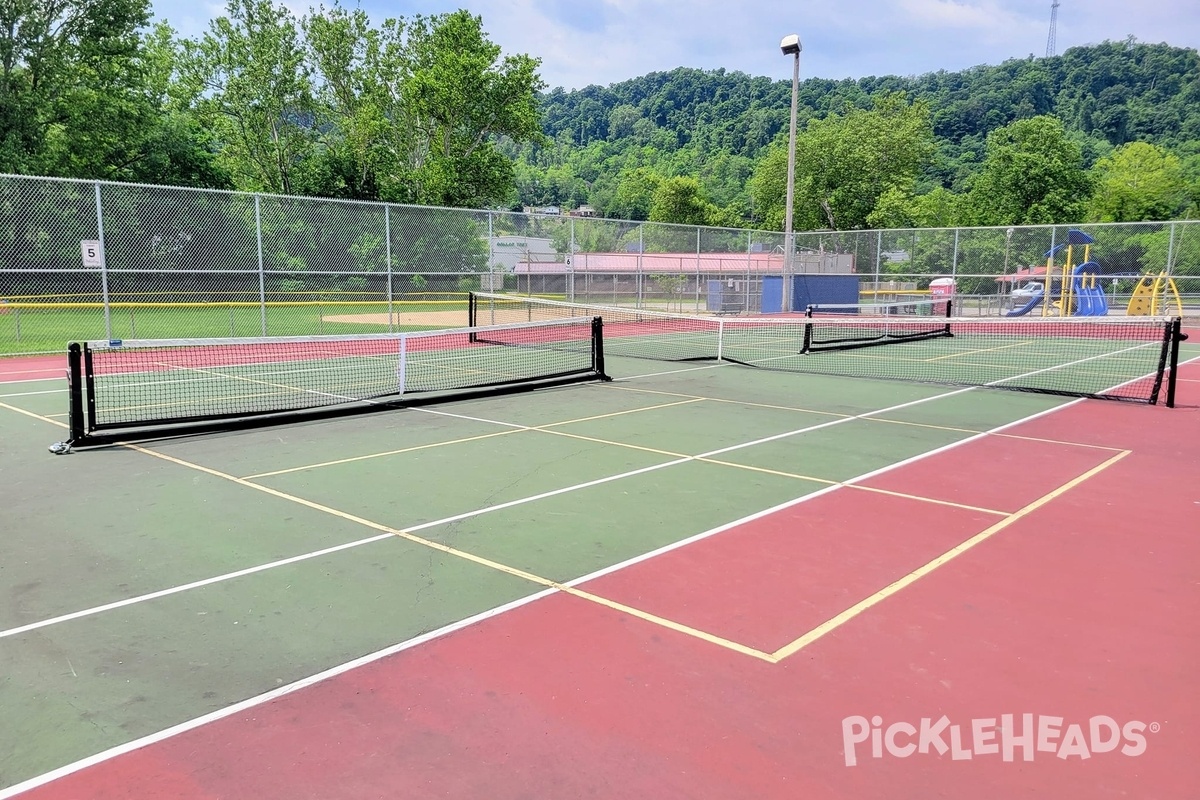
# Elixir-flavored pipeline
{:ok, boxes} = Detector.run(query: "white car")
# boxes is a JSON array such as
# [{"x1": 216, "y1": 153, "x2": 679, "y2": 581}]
[{"x1": 1010, "y1": 281, "x2": 1044, "y2": 308}]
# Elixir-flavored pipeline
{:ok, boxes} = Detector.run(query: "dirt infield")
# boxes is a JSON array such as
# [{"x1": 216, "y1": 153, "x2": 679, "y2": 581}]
[{"x1": 322, "y1": 311, "x2": 469, "y2": 326}]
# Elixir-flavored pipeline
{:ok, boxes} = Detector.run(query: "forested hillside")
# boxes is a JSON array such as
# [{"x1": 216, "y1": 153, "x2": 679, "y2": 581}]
[
  {"x1": 0, "y1": 0, "x2": 1196, "y2": 231},
  {"x1": 510, "y1": 38, "x2": 1200, "y2": 229}
]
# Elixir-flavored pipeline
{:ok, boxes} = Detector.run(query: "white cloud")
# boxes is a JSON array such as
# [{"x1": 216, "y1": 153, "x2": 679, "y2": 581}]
[
  {"x1": 149, "y1": 0, "x2": 1200, "y2": 88},
  {"x1": 898, "y1": 0, "x2": 1017, "y2": 30}
]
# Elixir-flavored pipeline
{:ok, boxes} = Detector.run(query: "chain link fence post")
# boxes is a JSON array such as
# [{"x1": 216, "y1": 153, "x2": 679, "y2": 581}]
[
  {"x1": 93, "y1": 182, "x2": 112, "y2": 341},
  {"x1": 254, "y1": 194, "x2": 266, "y2": 335},
  {"x1": 1166, "y1": 222, "x2": 1176, "y2": 274},
  {"x1": 385, "y1": 204, "x2": 393, "y2": 332}
]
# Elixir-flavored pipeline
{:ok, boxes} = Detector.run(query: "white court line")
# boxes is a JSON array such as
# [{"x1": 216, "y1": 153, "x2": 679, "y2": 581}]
[
  {"x1": 0, "y1": 535, "x2": 392, "y2": 641},
  {"x1": 0, "y1": 389, "x2": 63, "y2": 398},
  {"x1": 5, "y1": 355, "x2": 1197, "y2": 799},
  {"x1": 0, "y1": 376, "x2": 65, "y2": 386},
  {"x1": 0, "y1": 386, "x2": 1085, "y2": 800},
  {"x1": 0, "y1": 379, "x2": 977, "y2": 643}
]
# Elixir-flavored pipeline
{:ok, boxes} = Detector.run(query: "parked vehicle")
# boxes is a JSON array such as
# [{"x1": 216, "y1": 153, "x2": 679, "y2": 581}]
[{"x1": 1009, "y1": 281, "x2": 1044, "y2": 309}]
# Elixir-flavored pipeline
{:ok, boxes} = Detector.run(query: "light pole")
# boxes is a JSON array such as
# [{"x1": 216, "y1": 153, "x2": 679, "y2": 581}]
[
  {"x1": 1003, "y1": 227, "x2": 1014, "y2": 311},
  {"x1": 780, "y1": 33, "x2": 801, "y2": 312}
]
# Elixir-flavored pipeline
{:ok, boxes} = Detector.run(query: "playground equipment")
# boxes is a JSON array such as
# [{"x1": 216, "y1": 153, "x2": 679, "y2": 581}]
[
  {"x1": 1072, "y1": 261, "x2": 1108, "y2": 317},
  {"x1": 1127, "y1": 271, "x2": 1183, "y2": 316},
  {"x1": 1005, "y1": 229, "x2": 1108, "y2": 317},
  {"x1": 1005, "y1": 282, "x2": 1046, "y2": 316}
]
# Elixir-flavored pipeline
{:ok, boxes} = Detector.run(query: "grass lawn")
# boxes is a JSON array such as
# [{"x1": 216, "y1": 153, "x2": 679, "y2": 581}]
[{"x1": 0, "y1": 301, "x2": 461, "y2": 355}]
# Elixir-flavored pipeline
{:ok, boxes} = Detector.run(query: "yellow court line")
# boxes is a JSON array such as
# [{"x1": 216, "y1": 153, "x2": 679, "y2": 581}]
[
  {"x1": 0, "y1": 392, "x2": 1009, "y2": 519},
  {"x1": 991, "y1": 432, "x2": 1127, "y2": 452},
  {"x1": 561, "y1": 586, "x2": 776, "y2": 663},
  {"x1": 2, "y1": 395, "x2": 1127, "y2": 669},
  {"x1": 602, "y1": 384, "x2": 851, "y2": 420},
  {"x1": 864, "y1": 417, "x2": 981, "y2": 435},
  {"x1": 845, "y1": 484, "x2": 1010, "y2": 516},
  {"x1": 0, "y1": 398, "x2": 772, "y2": 662},
  {"x1": 122, "y1": 443, "x2": 561, "y2": 590},
  {"x1": 0, "y1": 401, "x2": 68, "y2": 428},
  {"x1": 602, "y1": 383, "x2": 995, "y2": 446},
  {"x1": 46, "y1": 422, "x2": 786, "y2": 665},
  {"x1": 533, "y1": 427, "x2": 690, "y2": 460},
  {"x1": 842, "y1": 350, "x2": 1132, "y2": 373},
  {"x1": 538, "y1": 397, "x2": 706, "y2": 427},
  {"x1": 698, "y1": 457, "x2": 837, "y2": 484},
  {"x1": 244, "y1": 398, "x2": 706, "y2": 479},
  {"x1": 606, "y1": 383, "x2": 1048, "y2": 441},
  {"x1": 696, "y1": 458, "x2": 1008, "y2": 516},
  {"x1": 0, "y1": 401, "x2": 552, "y2": 594},
  {"x1": 923, "y1": 340, "x2": 1036, "y2": 361},
  {"x1": 241, "y1": 429, "x2": 526, "y2": 479},
  {"x1": 768, "y1": 449, "x2": 1131, "y2": 662}
]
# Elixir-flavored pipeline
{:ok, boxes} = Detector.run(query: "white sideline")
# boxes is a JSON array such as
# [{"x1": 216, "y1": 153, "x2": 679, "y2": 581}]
[
  {"x1": 2, "y1": 355, "x2": 1196, "y2": 799},
  {"x1": 0, "y1": 392, "x2": 1079, "y2": 800},
  {"x1": 0, "y1": 377, "x2": 972, "y2": 643}
]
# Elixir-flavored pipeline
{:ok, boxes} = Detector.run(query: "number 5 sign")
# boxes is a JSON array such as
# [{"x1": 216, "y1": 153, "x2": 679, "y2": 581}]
[{"x1": 81, "y1": 240, "x2": 104, "y2": 267}]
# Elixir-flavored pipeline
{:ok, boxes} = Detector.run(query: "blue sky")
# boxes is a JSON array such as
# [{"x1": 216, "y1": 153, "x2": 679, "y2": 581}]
[{"x1": 152, "y1": 0, "x2": 1200, "y2": 90}]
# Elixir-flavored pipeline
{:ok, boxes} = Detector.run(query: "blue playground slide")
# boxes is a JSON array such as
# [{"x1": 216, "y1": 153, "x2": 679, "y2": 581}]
[
  {"x1": 1005, "y1": 231, "x2": 1109, "y2": 318},
  {"x1": 1072, "y1": 262, "x2": 1108, "y2": 317},
  {"x1": 1004, "y1": 288, "x2": 1045, "y2": 316}
]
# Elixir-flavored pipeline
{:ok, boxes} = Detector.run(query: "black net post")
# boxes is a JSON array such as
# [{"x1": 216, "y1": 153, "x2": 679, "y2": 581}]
[
  {"x1": 467, "y1": 292, "x2": 478, "y2": 341},
  {"x1": 591, "y1": 316, "x2": 611, "y2": 380},
  {"x1": 66, "y1": 343, "x2": 85, "y2": 443},
  {"x1": 1166, "y1": 317, "x2": 1185, "y2": 408},
  {"x1": 1150, "y1": 318, "x2": 1176, "y2": 405},
  {"x1": 83, "y1": 343, "x2": 98, "y2": 432}
]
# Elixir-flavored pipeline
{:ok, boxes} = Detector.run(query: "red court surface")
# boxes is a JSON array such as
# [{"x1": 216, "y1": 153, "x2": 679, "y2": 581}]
[
  {"x1": 10, "y1": 393, "x2": 1198, "y2": 799},
  {"x1": 578, "y1": 490, "x2": 999, "y2": 652},
  {"x1": 0, "y1": 355, "x2": 65, "y2": 382},
  {"x1": 857, "y1": 433, "x2": 1121, "y2": 513}
]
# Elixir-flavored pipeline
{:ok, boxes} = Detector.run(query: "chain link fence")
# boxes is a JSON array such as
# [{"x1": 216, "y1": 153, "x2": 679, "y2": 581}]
[
  {"x1": 802, "y1": 222, "x2": 1200, "y2": 318},
  {"x1": 1, "y1": 173, "x2": 1197, "y2": 355}
]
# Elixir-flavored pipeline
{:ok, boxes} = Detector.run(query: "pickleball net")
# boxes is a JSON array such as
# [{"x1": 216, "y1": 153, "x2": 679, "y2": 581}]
[
  {"x1": 57, "y1": 316, "x2": 609, "y2": 448},
  {"x1": 469, "y1": 292, "x2": 1185, "y2": 406}
]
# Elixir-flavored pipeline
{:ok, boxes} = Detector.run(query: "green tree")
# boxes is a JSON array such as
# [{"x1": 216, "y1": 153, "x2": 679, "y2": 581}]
[
  {"x1": 397, "y1": 10, "x2": 545, "y2": 206},
  {"x1": 299, "y1": 7, "x2": 544, "y2": 207},
  {"x1": 182, "y1": 0, "x2": 316, "y2": 194},
  {"x1": 750, "y1": 93, "x2": 935, "y2": 231},
  {"x1": 965, "y1": 115, "x2": 1092, "y2": 225},
  {"x1": 649, "y1": 176, "x2": 711, "y2": 225},
  {"x1": 612, "y1": 166, "x2": 662, "y2": 220},
  {"x1": 129, "y1": 22, "x2": 230, "y2": 186},
  {"x1": 866, "y1": 186, "x2": 963, "y2": 229},
  {"x1": 1087, "y1": 141, "x2": 1189, "y2": 222},
  {"x1": 0, "y1": 0, "x2": 170, "y2": 178}
]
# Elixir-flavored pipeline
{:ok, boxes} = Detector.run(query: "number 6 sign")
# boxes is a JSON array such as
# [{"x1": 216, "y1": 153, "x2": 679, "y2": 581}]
[{"x1": 81, "y1": 240, "x2": 104, "y2": 267}]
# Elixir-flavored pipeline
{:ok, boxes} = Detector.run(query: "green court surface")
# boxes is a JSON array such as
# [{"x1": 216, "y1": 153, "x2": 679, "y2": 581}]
[{"x1": 1, "y1": 327, "x2": 1198, "y2": 795}]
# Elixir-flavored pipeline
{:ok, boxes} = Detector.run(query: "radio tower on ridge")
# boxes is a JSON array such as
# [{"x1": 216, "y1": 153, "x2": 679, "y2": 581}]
[{"x1": 1046, "y1": 0, "x2": 1060, "y2": 57}]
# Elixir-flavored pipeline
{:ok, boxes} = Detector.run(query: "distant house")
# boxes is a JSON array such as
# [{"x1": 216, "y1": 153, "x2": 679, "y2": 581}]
[{"x1": 488, "y1": 236, "x2": 556, "y2": 272}]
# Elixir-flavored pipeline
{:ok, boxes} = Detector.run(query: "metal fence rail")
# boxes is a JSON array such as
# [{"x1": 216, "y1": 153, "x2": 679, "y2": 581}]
[{"x1": 1, "y1": 173, "x2": 1196, "y2": 355}]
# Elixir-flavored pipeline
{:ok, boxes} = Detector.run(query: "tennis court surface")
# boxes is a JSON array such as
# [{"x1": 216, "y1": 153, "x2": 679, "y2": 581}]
[{"x1": 1, "y1": 305, "x2": 1198, "y2": 798}]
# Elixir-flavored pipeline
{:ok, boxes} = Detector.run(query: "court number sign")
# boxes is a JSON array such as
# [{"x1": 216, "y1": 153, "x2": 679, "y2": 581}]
[{"x1": 81, "y1": 240, "x2": 104, "y2": 267}]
